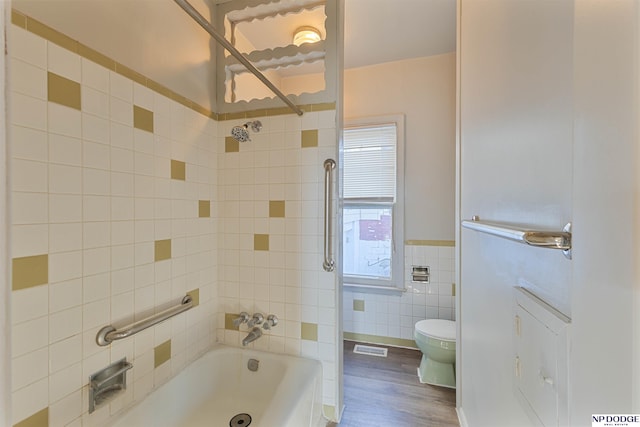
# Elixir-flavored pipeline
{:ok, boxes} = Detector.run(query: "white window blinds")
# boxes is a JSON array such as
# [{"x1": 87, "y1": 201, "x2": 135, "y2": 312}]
[{"x1": 343, "y1": 124, "x2": 397, "y2": 200}]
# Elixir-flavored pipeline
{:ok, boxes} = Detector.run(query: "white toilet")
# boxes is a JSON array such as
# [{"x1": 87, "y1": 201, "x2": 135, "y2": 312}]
[{"x1": 414, "y1": 319, "x2": 456, "y2": 388}]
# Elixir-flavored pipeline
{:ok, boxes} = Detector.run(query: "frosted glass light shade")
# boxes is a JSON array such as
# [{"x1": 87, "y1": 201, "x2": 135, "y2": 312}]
[{"x1": 293, "y1": 26, "x2": 321, "y2": 46}]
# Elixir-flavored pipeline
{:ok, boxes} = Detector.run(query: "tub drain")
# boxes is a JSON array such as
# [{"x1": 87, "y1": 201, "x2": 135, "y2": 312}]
[{"x1": 229, "y1": 413, "x2": 252, "y2": 427}]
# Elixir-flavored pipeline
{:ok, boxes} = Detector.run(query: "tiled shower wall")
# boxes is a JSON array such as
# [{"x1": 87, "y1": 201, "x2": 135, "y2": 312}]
[
  {"x1": 343, "y1": 243, "x2": 455, "y2": 346},
  {"x1": 9, "y1": 22, "x2": 218, "y2": 427},
  {"x1": 215, "y1": 110, "x2": 339, "y2": 411}
]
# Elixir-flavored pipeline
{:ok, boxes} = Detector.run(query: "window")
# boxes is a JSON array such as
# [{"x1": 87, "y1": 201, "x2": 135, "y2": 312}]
[{"x1": 342, "y1": 115, "x2": 404, "y2": 290}]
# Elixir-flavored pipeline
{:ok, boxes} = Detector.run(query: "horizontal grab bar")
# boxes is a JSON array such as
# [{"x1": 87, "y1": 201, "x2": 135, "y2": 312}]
[
  {"x1": 462, "y1": 216, "x2": 572, "y2": 258},
  {"x1": 96, "y1": 295, "x2": 194, "y2": 346}
]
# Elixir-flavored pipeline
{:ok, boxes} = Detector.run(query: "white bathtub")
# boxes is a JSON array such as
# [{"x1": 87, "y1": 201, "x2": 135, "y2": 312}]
[{"x1": 109, "y1": 345, "x2": 324, "y2": 427}]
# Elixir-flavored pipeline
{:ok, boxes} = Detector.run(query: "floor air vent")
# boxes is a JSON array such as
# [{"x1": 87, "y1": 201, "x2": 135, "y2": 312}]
[{"x1": 353, "y1": 344, "x2": 388, "y2": 357}]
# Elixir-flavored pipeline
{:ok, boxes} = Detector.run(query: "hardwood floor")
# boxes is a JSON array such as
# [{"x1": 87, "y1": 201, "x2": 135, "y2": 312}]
[{"x1": 330, "y1": 341, "x2": 459, "y2": 427}]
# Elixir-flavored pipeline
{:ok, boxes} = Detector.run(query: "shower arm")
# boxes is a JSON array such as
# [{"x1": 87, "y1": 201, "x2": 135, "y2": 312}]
[{"x1": 173, "y1": 0, "x2": 304, "y2": 116}]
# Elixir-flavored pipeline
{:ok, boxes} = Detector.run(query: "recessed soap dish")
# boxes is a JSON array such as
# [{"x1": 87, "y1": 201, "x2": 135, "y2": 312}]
[
  {"x1": 89, "y1": 357, "x2": 133, "y2": 413},
  {"x1": 412, "y1": 266, "x2": 430, "y2": 283}
]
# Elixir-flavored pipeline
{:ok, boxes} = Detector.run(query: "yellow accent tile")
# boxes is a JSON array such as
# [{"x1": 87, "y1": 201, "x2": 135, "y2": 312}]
[
  {"x1": 224, "y1": 111, "x2": 248, "y2": 121},
  {"x1": 301, "y1": 129, "x2": 318, "y2": 148},
  {"x1": 269, "y1": 200, "x2": 285, "y2": 218},
  {"x1": 199, "y1": 200, "x2": 211, "y2": 218},
  {"x1": 254, "y1": 234, "x2": 269, "y2": 251},
  {"x1": 154, "y1": 340, "x2": 171, "y2": 368},
  {"x1": 171, "y1": 160, "x2": 186, "y2": 181},
  {"x1": 12, "y1": 254, "x2": 48, "y2": 291},
  {"x1": 47, "y1": 72, "x2": 81, "y2": 110},
  {"x1": 246, "y1": 109, "x2": 267, "y2": 119},
  {"x1": 187, "y1": 288, "x2": 199, "y2": 307},
  {"x1": 344, "y1": 332, "x2": 418, "y2": 349},
  {"x1": 11, "y1": 10, "x2": 27, "y2": 28},
  {"x1": 78, "y1": 44, "x2": 115, "y2": 70},
  {"x1": 115, "y1": 62, "x2": 147, "y2": 86},
  {"x1": 405, "y1": 240, "x2": 455, "y2": 247},
  {"x1": 353, "y1": 299, "x2": 365, "y2": 312},
  {"x1": 225, "y1": 313, "x2": 240, "y2": 330},
  {"x1": 225, "y1": 137, "x2": 239, "y2": 153},
  {"x1": 133, "y1": 105, "x2": 154, "y2": 133},
  {"x1": 452, "y1": 283, "x2": 456, "y2": 297},
  {"x1": 146, "y1": 79, "x2": 176, "y2": 101},
  {"x1": 301, "y1": 322, "x2": 318, "y2": 341},
  {"x1": 14, "y1": 407, "x2": 48, "y2": 427},
  {"x1": 154, "y1": 239, "x2": 171, "y2": 262},
  {"x1": 265, "y1": 107, "x2": 295, "y2": 117},
  {"x1": 27, "y1": 17, "x2": 78, "y2": 53},
  {"x1": 311, "y1": 102, "x2": 336, "y2": 111}
]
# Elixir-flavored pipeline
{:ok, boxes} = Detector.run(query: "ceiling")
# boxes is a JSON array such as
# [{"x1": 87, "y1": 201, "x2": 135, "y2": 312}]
[{"x1": 12, "y1": 0, "x2": 456, "y2": 110}]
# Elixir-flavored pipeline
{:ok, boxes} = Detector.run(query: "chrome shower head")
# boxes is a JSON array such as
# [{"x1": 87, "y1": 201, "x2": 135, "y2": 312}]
[{"x1": 230, "y1": 120, "x2": 262, "y2": 143}]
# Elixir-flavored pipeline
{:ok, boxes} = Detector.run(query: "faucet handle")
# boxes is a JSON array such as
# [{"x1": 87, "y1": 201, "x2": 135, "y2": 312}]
[
  {"x1": 262, "y1": 314, "x2": 278, "y2": 330},
  {"x1": 247, "y1": 313, "x2": 264, "y2": 327},
  {"x1": 233, "y1": 312, "x2": 250, "y2": 327}
]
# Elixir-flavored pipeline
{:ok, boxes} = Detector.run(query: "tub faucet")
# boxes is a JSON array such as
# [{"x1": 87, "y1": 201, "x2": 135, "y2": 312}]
[
  {"x1": 232, "y1": 312, "x2": 250, "y2": 328},
  {"x1": 247, "y1": 313, "x2": 264, "y2": 328},
  {"x1": 242, "y1": 327, "x2": 263, "y2": 346}
]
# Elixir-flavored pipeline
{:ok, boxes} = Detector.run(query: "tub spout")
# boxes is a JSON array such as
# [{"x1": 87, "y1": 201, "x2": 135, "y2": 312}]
[{"x1": 242, "y1": 327, "x2": 263, "y2": 346}]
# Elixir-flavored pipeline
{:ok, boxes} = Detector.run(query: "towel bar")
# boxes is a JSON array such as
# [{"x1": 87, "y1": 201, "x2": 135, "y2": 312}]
[{"x1": 462, "y1": 216, "x2": 572, "y2": 259}]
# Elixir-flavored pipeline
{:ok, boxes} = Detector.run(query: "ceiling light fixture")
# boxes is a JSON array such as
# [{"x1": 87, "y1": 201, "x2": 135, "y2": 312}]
[{"x1": 292, "y1": 26, "x2": 321, "y2": 46}]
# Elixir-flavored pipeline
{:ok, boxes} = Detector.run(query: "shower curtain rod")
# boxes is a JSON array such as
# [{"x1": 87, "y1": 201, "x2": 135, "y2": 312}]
[{"x1": 174, "y1": 0, "x2": 304, "y2": 116}]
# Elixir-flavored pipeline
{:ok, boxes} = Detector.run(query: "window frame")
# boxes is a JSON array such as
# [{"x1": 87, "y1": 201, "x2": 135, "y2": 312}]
[{"x1": 342, "y1": 114, "x2": 405, "y2": 291}]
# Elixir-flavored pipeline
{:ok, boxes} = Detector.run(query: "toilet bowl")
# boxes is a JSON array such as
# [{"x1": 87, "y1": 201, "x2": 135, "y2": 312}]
[{"x1": 414, "y1": 319, "x2": 456, "y2": 388}]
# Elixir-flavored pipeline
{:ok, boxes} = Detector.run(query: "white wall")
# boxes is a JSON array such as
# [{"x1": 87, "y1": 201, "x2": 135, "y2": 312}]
[
  {"x1": 571, "y1": 1, "x2": 638, "y2": 419},
  {"x1": 344, "y1": 54, "x2": 456, "y2": 241},
  {"x1": 458, "y1": 0, "x2": 639, "y2": 425}
]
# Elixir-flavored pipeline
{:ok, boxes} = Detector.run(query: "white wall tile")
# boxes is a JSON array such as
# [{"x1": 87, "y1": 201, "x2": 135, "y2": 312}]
[
  {"x1": 49, "y1": 389, "x2": 82, "y2": 427},
  {"x1": 83, "y1": 113, "x2": 110, "y2": 144},
  {"x1": 83, "y1": 141, "x2": 111, "y2": 170},
  {"x1": 48, "y1": 103, "x2": 81, "y2": 138},
  {"x1": 11, "y1": 58, "x2": 47, "y2": 99},
  {"x1": 49, "y1": 306, "x2": 82, "y2": 343},
  {"x1": 82, "y1": 58, "x2": 109, "y2": 93},
  {"x1": 12, "y1": 315, "x2": 48, "y2": 357},
  {"x1": 12, "y1": 192, "x2": 48, "y2": 224},
  {"x1": 12, "y1": 125, "x2": 47, "y2": 162},
  {"x1": 49, "y1": 194, "x2": 82, "y2": 223},
  {"x1": 12, "y1": 346, "x2": 48, "y2": 392},
  {"x1": 49, "y1": 164, "x2": 82, "y2": 194},
  {"x1": 12, "y1": 224, "x2": 48, "y2": 258},
  {"x1": 49, "y1": 362, "x2": 82, "y2": 403},
  {"x1": 12, "y1": 92, "x2": 47, "y2": 130},
  {"x1": 83, "y1": 168, "x2": 110, "y2": 196},
  {"x1": 49, "y1": 278, "x2": 82, "y2": 314},
  {"x1": 49, "y1": 133, "x2": 82, "y2": 166},
  {"x1": 11, "y1": 377, "x2": 48, "y2": 426},
  {"x1": 47, "y1": 43, "x2": 81, "y2": 81},
  {"x1": 82, "y1": 86, "x2": 110, "y2": 118},
  {"x1": 11, "y1": 159, "x2": 49, "y2": 193},
  {"x1": 83, "y1": 247, "x2": 111, "y2": 276},
  {"x1": 110, "y1": 71, "x2": 133, "y2": 102},
  {"x1": 12, "y1": 285, "x2": 48, "y2": 325},
  {"x1": 48, "y1": 251, "x2": 82, "y2": 283},
  {"x1": 10, "y1": 26, "x2": 47, "y2": 68},
  {"x1": 110, "y1": 96, "x2": 133, "y2": 126}
]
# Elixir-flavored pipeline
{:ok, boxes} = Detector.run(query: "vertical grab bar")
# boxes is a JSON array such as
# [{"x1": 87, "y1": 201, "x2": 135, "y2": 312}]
[{"x1": 323, "y1": 159, "x2": 336, "y2": 272}]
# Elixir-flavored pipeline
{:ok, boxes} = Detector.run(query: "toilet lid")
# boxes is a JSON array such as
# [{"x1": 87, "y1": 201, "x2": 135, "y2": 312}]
[{"x1": 415, "y1": 319, "x2": 456, "y2": 341}]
